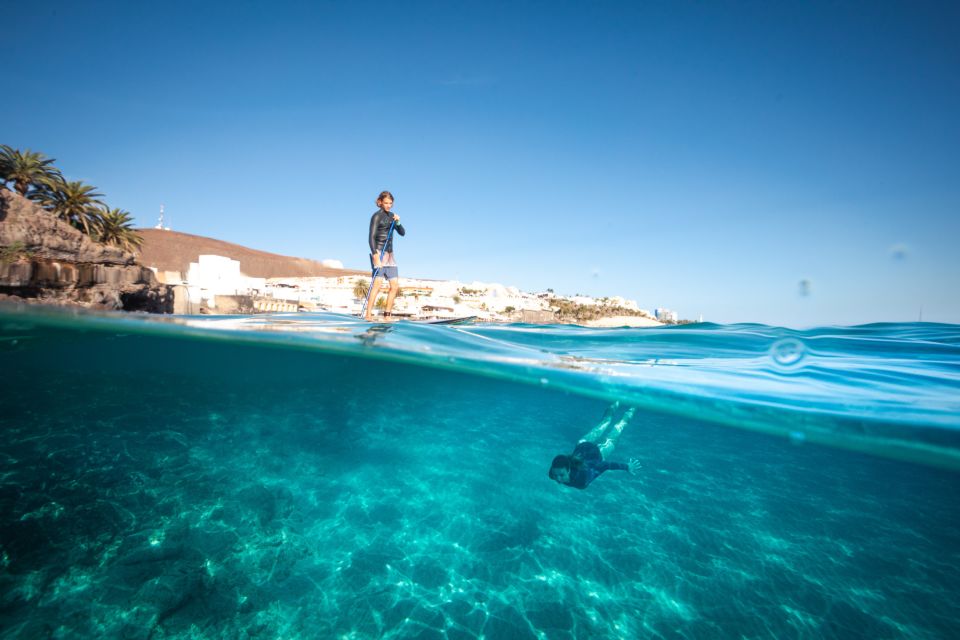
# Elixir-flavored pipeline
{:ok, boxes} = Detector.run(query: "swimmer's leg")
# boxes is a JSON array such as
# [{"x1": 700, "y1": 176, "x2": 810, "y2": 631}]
[
  {"x1": 598, "y1": 406, "x2": 637, "y2": 459},
  {"x1": 579, "y1": 402, "x2": 620, "y2": 443}
]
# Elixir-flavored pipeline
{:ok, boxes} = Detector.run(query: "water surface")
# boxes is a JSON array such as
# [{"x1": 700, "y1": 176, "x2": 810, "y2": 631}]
[{"x1": 1, "y1": 307, "x2": 958, "y2": 638}]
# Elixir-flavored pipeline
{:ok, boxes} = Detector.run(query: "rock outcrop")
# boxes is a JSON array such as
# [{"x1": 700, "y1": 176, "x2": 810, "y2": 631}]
[{"x1": 0, "y1": 189, "x2": 173, "y2": 312}]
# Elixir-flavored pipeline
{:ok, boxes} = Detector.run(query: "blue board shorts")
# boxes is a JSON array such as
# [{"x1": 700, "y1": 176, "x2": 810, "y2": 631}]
[
  {"x1": 373, "y1": 266, "x2": 398, "y2": 281},
  {"x1": 369, "y1": 259, "x2": 399, "y2": 281},
  {"x1": 370, "y1": 253, "x2": 399, "y2": 281}
]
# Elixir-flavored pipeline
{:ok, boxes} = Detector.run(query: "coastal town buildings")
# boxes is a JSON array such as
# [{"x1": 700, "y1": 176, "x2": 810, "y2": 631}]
[
  {"x1": 266, "y1": 275, "x2": 556, "y2": 321},
  {"x1": 154, "y1": 255, "x2": 266, "y2": 312},
  {"x1": 149, "y1": 253, "x2": 667, "y2": 324},
  {"x1": 655, "y1": 308, "x2": 679, "y2": 323}
]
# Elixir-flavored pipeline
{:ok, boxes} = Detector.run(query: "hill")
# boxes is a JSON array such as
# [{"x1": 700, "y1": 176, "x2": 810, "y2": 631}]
[{"x1": 136, "y1": 229, "x2": 364, "y2": 279}]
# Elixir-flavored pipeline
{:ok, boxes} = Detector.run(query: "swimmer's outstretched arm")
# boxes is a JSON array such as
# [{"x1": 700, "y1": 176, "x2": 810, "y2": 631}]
[{"x1": 596, "y1": 458, "x2": 641, "y2": 474}]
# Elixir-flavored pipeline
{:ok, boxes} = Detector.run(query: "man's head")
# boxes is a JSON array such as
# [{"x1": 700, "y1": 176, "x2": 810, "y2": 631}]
[
  {"x1": 549, "y1": 455, "x2": 572, "y2": 485},
  {"x1": 376, "y1": 190, "x2": 395, "y2": 211}
]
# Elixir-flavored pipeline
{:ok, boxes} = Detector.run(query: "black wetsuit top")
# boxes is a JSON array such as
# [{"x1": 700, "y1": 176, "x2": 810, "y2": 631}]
[
  {"x1": 368, "y1": 209, "x2": 406, "y2": 255},
  {"x1": 567, "y1": 442, "x2": 630, "y2": 490}
]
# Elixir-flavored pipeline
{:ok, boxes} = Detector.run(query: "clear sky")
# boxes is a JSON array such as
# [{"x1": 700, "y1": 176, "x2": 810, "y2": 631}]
[{"x1": 4, "y1": 0, "x2": 959, "y2": 326}]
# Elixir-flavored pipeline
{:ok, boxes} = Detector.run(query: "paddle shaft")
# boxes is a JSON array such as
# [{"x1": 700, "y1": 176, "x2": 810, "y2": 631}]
[{"x1": 360, "y1": 218, "x2": 396, "y2": 318}]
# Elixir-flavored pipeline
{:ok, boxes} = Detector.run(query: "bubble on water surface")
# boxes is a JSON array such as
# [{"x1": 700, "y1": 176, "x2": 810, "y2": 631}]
[{"x1": 770, "y1": 338, "x2": 806, "y2": 369}]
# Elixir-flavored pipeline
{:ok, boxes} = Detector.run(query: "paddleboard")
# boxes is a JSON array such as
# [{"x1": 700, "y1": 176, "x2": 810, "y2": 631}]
[
  {"x1": 421, "y1": 316, "x2": 477, "y2": 325},
  {"x1": 364, "y1": 315, "x2": 477, "y2": 325}
]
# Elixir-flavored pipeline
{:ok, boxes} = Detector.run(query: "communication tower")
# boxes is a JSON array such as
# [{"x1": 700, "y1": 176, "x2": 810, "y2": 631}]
[{"x1": 155, "y1": 205, "x2": 170, "y2": 231}]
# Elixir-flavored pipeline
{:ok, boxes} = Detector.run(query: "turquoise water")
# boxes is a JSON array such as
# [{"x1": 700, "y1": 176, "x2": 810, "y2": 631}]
[{"x1": 1, "y1": 306, "x2": 959, "y2": 639}]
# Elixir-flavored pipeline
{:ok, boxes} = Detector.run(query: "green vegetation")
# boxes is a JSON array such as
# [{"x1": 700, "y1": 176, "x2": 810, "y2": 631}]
[
  {"x1": 353, "y1": 278, "x2": 386, "y2": 309},
  {"x1": 548, "y1": 297, "x2": 653, "y2": 324},
  {"x1": 353, "y1": 278, "x2": 369, "y2": 300},
  {"x1": 0, "y1": 145, "x2": 143, "y2": 253},
  {"x1": 31, "y1": 180, "x2": 105, "y2": 236},
  {"x1": 0, "y1": 145, "x2": 61, "y2": 196},
  {"x1": 95, "y1": 208, "x2": 143, "y2": 252},
  {"x1": 0, "y1": 241, "x2": 33, "y2": 265}
]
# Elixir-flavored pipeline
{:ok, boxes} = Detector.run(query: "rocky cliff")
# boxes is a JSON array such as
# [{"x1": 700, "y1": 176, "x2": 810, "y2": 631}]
[{"x1": 0, "y1": 189, "x2": 173, "y2": 312}]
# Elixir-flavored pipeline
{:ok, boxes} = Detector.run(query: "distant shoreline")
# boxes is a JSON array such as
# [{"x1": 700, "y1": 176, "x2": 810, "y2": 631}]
[{"x1": 583, "y1": 316, "x2": 663, "y2": 328}]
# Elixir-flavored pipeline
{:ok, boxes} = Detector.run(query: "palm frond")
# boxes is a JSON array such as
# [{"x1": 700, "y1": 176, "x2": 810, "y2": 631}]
[
  {"x1": 34, "y1": 179, "x2": 105, "y2": 236},
  {"x1": 96, "y1": 207, "x2": 143, "y2": 252},
  {"x1": 0, "y1": 145, "x2": 63, "y2": 196}
]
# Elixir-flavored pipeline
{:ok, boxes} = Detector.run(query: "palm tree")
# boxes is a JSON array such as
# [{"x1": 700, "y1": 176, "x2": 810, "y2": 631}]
[
  {"x1": 95, "y1": 207, "x2": 143, "y2": 252},
  {"x1": 353, "y1": 278, "x2": 370, "y2": 300},
  {"x1": 0, "y1": 145, "x2": 63, "y2": 196},
  {"x1": 32, "y1": 179, "x2": 105, "y2": 235}
]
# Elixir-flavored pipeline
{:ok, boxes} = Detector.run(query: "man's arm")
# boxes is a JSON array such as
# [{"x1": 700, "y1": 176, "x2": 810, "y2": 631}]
[
  {"x1": 368, "y1": 213, "x2": 379, "y2": 255},
  {"x1": 597, "y1": 459, "x2": 642, "y2": 474},
  {"x1": 597, "y1": 461, "x2": 630, "y2": 473},
  {"x1": 596, "y1": 458, "x2": 640, "y2": 473}
]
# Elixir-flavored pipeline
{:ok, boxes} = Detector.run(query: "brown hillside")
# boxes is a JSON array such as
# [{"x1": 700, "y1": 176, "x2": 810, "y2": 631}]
[{"x1": 136, "y1": 228, "x2": 364, "y2": 278}]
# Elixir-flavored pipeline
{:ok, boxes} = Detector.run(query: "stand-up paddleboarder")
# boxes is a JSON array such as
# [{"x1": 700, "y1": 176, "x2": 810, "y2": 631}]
[{"x1": 365, "y1": 190, "x2": 405, "y2": 321}]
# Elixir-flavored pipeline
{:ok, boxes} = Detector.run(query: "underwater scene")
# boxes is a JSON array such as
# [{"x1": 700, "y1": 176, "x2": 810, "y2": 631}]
[{"x1": 1, "y1": 306, "x2": 959, "y2": 639}]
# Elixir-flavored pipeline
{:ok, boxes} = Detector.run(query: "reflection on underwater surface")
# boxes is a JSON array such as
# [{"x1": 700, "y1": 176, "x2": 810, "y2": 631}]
[{"x1": 1, "y1": 307, "x2": 958, "y2": 638}]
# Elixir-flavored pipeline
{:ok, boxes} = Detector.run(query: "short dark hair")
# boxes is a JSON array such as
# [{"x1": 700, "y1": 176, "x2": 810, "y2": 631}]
[{"x1": 548, "y1": 455, "x2": 571, "y2": 479}]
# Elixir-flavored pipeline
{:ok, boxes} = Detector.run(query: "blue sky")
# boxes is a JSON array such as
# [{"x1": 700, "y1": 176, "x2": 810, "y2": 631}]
[{"x1": 4, "y1": 0, "x2": 959, "y2": 326}]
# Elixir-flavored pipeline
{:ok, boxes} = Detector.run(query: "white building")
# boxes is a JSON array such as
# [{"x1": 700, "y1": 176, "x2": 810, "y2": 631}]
[
  {"x1": 164, "y1": 257, "x2": 654, "y2": 322},
  {"x1": 185, "y1": 255, "x2": 265, "y2": 309},
  {"x1": 655, "y1": 307, "x2": 679, "y2": 323},
  {"x1": 262, "y1": 275, "x2": 555, "y2": 319}
]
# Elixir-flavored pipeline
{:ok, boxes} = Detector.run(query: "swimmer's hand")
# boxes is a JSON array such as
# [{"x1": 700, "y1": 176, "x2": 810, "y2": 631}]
[
  {"x1": 392, "y1": 214, "x2": 400, "y2": 223},
  {"x1": 628, "y1": 458, "x2": 642, "y2": 474}
]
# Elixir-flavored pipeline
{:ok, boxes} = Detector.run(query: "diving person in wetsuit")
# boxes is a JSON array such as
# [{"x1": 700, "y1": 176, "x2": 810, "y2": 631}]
[
  {"x1": 549, "y1": 402, "x2": 641, "y2": 489},
  {"x1": 365, "y1": 190, "x2": 406, "y2": 321}
]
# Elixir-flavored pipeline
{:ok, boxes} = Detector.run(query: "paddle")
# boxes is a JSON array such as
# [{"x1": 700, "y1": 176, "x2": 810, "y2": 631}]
[{"x1": 359, "y1": 218, "x2": 396, "y2": 319}]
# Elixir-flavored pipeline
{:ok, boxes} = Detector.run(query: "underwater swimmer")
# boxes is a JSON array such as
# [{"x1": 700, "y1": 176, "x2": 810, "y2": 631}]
[{"x1": 549, "y1": 402, "x2": 641, "y2": 489}]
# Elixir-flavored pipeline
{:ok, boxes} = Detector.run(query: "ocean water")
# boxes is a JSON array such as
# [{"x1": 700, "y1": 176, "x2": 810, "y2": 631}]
[{"x1": 1, "y1": 306, "x2": 959, "y2": 639}]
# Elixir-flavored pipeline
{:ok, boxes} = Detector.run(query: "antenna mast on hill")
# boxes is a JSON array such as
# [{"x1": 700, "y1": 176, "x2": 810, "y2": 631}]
[{"x1": 155, "y1": 205, "x2": 170, "y2": 231}]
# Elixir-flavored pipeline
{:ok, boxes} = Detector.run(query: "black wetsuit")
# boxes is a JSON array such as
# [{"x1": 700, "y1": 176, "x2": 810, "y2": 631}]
[
  {"x1": 368, "y1": 209, "x2": 406, "y2": 255},
  {"x1": 567, "y1": 442, "x2": 630, "y2": 489}
]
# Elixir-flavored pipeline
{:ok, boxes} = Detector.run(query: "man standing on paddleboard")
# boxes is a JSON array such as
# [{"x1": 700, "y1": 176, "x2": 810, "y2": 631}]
[{"x1": 364, "y1": 190, "x2": 405, "y2": 321}]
